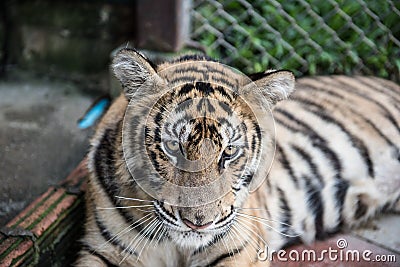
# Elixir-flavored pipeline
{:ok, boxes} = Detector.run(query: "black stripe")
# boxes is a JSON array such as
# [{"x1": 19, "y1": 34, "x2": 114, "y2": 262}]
[
  {"x1": 298, "y1": 82, "x2": 397, "y2": 148},
  {"x1": 178, "y1": 83, "x2": 195, "y2": 96},
  {"x1": 153, "y1": 107, "x2": 164, "y2": 126},
  {"x1": 205, "y1": 244, "x2": 245, "y2": 267},
  {"x1": 281, "y1": 235, "x2": 302, "y2": 250},
  {"x1": 214, "y1": 208, "x2": 235, "y2": 229},
  {"x1": 218, "y1": 101, "x2": 233, "y2": 115},
  {"x1": 128, "y1": 115, "x2": 142, "y2": 135},
  {"x1": 95, "y1": 211, "x2": 138, "y2": 256},
  {"x1": 195, "y1": 81, "x2": 214, "y2": 95},
  {"x1": 192, "y1": 231, "x2": 228, "y2": 256},
  {"x1": 241, "y1": 173, "x2": 254, "y2": 186},
  {"x1": 175, "y1": 97, "x2": 194, "y2": 113},
  {"x1": 231, "y1": 123, "x2": 246, "y2": 143},
  {"x1": 206, "y1": 65, "x2": 235, "y2": 77},
  {"x1": 354, "y1": 195, "x2": 368, "y2": 220},
  {"x1": 362, "y1": 115, "x2": 396, "y2": 147},
  {"x1": 331, "y1": 77, "x2": 400, "y2": 134},
  {"x1": 334, "y1": 179, "x2": 349, "y2": 230},
  {"x1": 93, "y1": 124, "x2": 140, "y2": 228},
  {"x1": 277, "y1": 187, "x2": 302, "y2": 249},
  {"x1": 172, "y1": 54, "x2": 213, "y2": 63},
  {"x1": 162, "y1": 122, "x2": 173, "y2": 137},
  {"x1": 172, "y1": 65, "x2": 207, "y2": 76},
  {"x1": 202, "y1": 65, "x2": 240, "y2": 90},
  {"x1": 275, "y1": 144, "x2": 299, "y2": 187},
  {"x1": 265, "y1": 173, "x2": 272, "y2": 195},
  {"x1": 290, "y1": 145, "x2": 325, "y2": 238},
  {"x1": 217, "y1": 117, "x2": 234, "y2": 131},
  {"x1": 210, "y1": 76, "x2": 238, "y2": 91},
  {"x1": 291, "y1": 145, "x2": 324, "y2": 186},
  {"x1": 384, "y1": 113, "x2": 400, "y2": 135},
  {"x1": 293, "y1": 97, "x2": 375, "y2": 178},
  {"x1": 149, "y1": 150, "x2": 162, "y2": 174},
  {"x1": 205, "y1": 64, "x2": 235, "y2": 75},
  {"x1": 275, "y1": 107, "x2": 351, "y2": 236},
  {"x1": 94, "y1": 128, "x2": 120, "y2": 197},
  {"x1": 169, "y1": 76, "x2": 197, "y2": 85},
  {"x1": 155, "y1": 203, "x2": 180, "y2": 227},
  {"x1": 277, "y1": 188, "x2": 292, "y2": 236},
  {"x1": 303, "y1": 175, "x2": 325, "y2": 239},
  {"x1": 251, "y1": 134, "x2": 257, "y2": 154},
  {"x1": 248, "y1": 69, "x2": 288, "y2": 81},
  {"x1": 215, "y1": 86, "x2": 234, "y2": 102},
  {"x1": 196, "y1": 98, "x2": 216, "y2": 113},
  {"x1": 81, "y1": 244, "x2": 119, "y2": 267},
  {"x1": 354, "y1": 76, "x2": 400, "y2": 104},
  {"x1": 251, "y1": 121, "x2": 262, "y2": 161},
  {"x1": 275, "y1": 108, "x2": 340, "y2": 175}
]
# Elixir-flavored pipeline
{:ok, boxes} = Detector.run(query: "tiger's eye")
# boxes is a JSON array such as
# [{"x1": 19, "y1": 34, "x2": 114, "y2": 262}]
[
  {"x1": 165, "y1": 140, "x2": 180, "y2": 153},
  {"x1": 223, "y1": 145, "x2": 239, "y2": 158}
]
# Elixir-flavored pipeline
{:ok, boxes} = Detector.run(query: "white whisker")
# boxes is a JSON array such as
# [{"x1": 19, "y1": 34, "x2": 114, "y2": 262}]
[
  {"x1": 226, "y1": 226, "x2": 239, "y2": 267},
  {"x1": 203, "y1": 240, "x2": 211, "y2": 265},
  {"x1": 237, "y1": 214, "x2": 301, "y2": 238},
  {"x1": 136, "y1": 208, "x2": 156, "y2": 213},
  {"x1": 219, "y1": 230, "x2": 235, "y2": 264},
  {"x1": 233, "y1": 222, "x2": 262, "y2": 252},
  {"x1": 120, "y1": 217, "x2": 157, "y2": 264},
  {"x1": 147, "y1": 222, "x2": 164, "y2": 249},
  {"x1": 237, "y1": 212, "x2": 296, "y2": 228},
  {"x1": 155, "y1": 227, "x2": 166, "y2": 246},
  {"x1": 119, "y1": 216, "x2": 155, "y2": 257},
  {"x1": 97, "y1": 204, "x2": 154, "y2": 210},
  {"x1": 230, "y1": 225, "x2": 253, "y2": 262},
  {"x1": 130, "y1": 218, "x2": 158, "y2": 256},
  {"x1": 97, "y1": 213, "x2": 153, "y2": 251},
  {"x1": 236, "y1": 207, "x2": 264, "y2": 211},
  {"x1": 136, "y1": 220, "x2": 161, "y2": 261},
  {"x1": 235, "y1": 217, "x2": 270, "y2": 247},
  {"x1": 115, "y1": 196, "x2": 155, "y2": 203}
]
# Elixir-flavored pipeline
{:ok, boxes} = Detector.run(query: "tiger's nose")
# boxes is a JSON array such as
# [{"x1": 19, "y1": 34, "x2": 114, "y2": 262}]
[{"x1": 182, "y1": 218, "x2": 213, "y2": 230}]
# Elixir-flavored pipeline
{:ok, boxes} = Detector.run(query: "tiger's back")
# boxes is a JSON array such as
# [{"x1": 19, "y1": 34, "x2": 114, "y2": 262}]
[{"x1": 266, "y1": 75, "x2": 400, "y2": 249}]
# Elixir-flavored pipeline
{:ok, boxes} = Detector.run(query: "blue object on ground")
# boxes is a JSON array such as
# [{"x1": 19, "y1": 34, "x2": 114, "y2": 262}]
[{"x1": 78, "y1": 96, "x2": 111, "y2": 129}]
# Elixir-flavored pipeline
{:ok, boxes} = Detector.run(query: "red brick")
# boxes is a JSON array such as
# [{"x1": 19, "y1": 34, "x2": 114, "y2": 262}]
[
  {"x1": 31, "y1": 194, "x2": 77, "y2": 237},
  {"x1": 0, "y1": 157, "x2": 88, "y2": 266},
  {"x1": 0, "y1": 235, "x2": 17, "y2": 256},
  {"x1": 6, "y1": 187, "x2": 54, "y2": 228},
  {"x1": 16, "y1": 188, "x2": 66, "y2": 230},
  {"x1": 0, "y1": 239, "x2": 33, "y2": 267}
]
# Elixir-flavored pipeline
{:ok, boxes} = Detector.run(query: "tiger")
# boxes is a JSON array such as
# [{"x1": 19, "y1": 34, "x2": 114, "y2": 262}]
[{"x1": 75, "y1": 48, "x2": 400, "y2": 267}]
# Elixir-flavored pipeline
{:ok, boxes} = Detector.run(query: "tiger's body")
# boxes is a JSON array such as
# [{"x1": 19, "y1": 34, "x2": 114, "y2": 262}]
[{"x1": 76, "y1": 49, "x2": 400, "y2": 267}]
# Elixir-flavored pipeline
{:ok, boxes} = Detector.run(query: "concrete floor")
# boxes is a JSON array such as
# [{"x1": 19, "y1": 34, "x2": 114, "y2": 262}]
[{"x1": 0, "y1": 74, "x2": 95, "y2": 226}]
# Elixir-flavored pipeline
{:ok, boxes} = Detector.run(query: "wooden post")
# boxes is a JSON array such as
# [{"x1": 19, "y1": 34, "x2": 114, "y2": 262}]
[{"x1": 135, "y1": 0, "x2": 191, "y2": 52}]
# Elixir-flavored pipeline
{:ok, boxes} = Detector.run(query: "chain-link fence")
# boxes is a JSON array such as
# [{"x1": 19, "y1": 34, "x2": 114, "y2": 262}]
[{"x1": 190, "y1": 0, "x2": 400, "y2": 82}]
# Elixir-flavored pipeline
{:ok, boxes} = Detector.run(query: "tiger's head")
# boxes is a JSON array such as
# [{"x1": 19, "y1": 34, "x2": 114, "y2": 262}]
[{"x1": 112, "y1": 48, "x2": 295, "y2": 249}]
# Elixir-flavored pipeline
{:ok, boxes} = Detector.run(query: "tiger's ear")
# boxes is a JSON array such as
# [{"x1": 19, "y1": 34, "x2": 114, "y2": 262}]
[
  {"x1": 248, "y1": 70, "x2": 295, "y2": 105},
  {"x1": 112, "y1": 48, "x2": 158, "y2": 98}
]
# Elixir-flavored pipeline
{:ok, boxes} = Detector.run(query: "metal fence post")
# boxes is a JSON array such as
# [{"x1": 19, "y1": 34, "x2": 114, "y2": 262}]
[{"x1": 135, "y1": 0, "x2": 191, "y2": 52}]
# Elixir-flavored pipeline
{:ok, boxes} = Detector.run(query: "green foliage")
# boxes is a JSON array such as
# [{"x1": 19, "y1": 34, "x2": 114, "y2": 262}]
[{"x1": 192, "y1": 0, "x2": 400, "y2": 81}]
